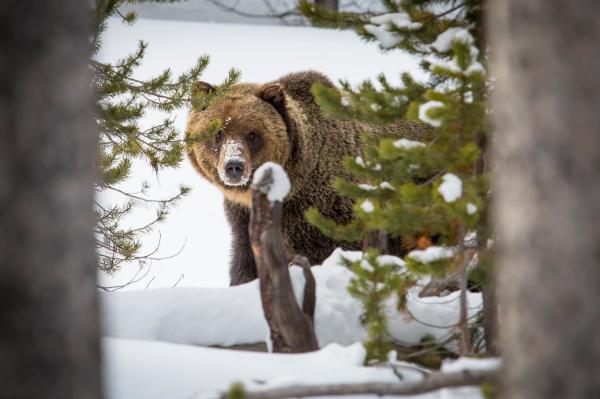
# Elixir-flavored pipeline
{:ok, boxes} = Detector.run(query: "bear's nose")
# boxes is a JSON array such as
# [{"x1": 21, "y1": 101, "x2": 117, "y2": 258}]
[{"x1": 225, "y1": 161, "x2": 245, "y2": 181}]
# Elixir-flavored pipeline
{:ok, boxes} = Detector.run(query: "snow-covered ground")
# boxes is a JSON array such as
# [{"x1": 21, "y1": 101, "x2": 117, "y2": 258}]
[
  {"x1": 101, "y1": 249, "x2": 487, "y2": 398},
  {"x1": 102, "y1": 249, "x2": 482, "y2": 349},
  {"x1": 96, "y1": 17, "x2": 426, "y2": 290},
  {"x1": 104, "y1": 338, "x2": 498, "y2": 399}
]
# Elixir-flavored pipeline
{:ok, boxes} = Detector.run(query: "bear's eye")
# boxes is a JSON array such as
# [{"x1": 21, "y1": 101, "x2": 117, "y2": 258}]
[{"x1": 247, "y1": 132, "x2": 257, "y2": 141}]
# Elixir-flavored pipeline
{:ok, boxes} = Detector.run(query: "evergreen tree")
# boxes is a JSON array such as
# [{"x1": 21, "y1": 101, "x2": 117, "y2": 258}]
[
  {"x1": 299, "y1": 0, "x2": 492, "y2": 361},
  {"x1": 92, "y1": 0, "x2": 239, "y2": 274}
]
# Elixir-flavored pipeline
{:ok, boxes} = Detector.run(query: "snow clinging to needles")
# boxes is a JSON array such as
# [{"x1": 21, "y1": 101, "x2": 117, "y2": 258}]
[{"x1": 438, "y1": 173, "x2": 463, "y2": 203}]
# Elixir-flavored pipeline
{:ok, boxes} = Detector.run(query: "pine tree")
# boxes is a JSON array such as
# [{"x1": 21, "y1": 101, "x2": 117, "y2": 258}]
[
  {"x1": 92, "y1": 0, "x2": 239, "y2": 274},
  {"x1": 299, "y1": 0, "x2": 492, "y2": 361}
]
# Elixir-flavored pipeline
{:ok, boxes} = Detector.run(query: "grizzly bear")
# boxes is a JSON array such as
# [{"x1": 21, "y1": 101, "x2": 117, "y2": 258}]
[{"x1": 186, "y1": 71, "x2": 431, "y2": 285}]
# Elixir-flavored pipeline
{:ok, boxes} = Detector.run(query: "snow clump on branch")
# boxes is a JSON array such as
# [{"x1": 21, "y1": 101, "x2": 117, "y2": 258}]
[
  {"x1": 438, "y1": 173, "x2": 463, "y2": 203},
  {"x1": 364, "y1": 12, "x2": 422, "y2": 49},
  {"x1": 408, "y1": 246, "x2": 455, "y2": 263},
  {"x1": 418, "y1": 100, "x2": 445, "y2": 127},
  {"x1": 253, "y1": 162, "x2": 291, "y2": 202},
  {"x1": 428, "y1": 28, "x2": 485, "y2": 77},
  {"x1": 393, "y1": 138, "x2": 426, "y2": 149}
]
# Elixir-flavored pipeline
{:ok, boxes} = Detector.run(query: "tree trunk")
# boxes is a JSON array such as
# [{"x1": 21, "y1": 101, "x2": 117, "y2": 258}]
[
  {"x1": 490, "y1": 1, "x2": 600, "y2": 397},
  {"x1": 315, "y1": 0, "x2": 338, "y2": 12},
  {"x1": 0, "y1": 2, "x2": 101, "y2": 399},
  {"x1": 250, "y1": 167, "x2": 318, "y2": 353}
]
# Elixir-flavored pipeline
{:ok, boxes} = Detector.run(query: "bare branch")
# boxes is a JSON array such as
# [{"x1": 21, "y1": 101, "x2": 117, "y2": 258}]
[{"x1": 223, "y1": 369, "x2": 496, "y2": 399}]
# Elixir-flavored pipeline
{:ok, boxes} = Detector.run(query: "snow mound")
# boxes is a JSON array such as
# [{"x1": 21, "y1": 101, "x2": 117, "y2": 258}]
[
  {"x1": 103, "y1": 248, "x2": 482, "y2": 350},
  {"x1": 253, "y1": 162, "x2": 291, "y2": 202},
  {"x1": 103, "y1": 339, "x2": 494, "y2": 399},
  {"x1": 103, "y1": 338, "x2": 424, "y2": 399}
]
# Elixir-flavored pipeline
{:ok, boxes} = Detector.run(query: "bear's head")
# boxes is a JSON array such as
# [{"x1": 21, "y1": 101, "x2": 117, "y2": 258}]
[{"x1": 186, "y1": 81, "x2": 293, "y2": 207}]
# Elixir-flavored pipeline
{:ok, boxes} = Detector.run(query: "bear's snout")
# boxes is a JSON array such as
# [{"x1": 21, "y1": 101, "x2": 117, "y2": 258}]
[
  {"x1": 218, "y1": 139, "x2": 251, "y2": 187},
  {"x1": 225, "y1": 160, "x2": 245, "y2": 182}
]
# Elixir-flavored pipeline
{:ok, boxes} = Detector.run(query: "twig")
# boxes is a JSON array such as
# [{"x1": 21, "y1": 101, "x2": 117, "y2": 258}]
[
  {"x1": 144, "y1": 276, "x2": 156, "y2": 290},
  {"x1": 172, "y1": 273, "x2": 185, "y2": 288},
  {"x1": 222, "y1": 369, "x2": 496, "y2": 399}
]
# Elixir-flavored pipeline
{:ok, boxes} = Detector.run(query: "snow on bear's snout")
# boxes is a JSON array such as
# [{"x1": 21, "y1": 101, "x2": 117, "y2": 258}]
[{"x1": 218, "y1": 139, "x2": 251, "y2": 187}]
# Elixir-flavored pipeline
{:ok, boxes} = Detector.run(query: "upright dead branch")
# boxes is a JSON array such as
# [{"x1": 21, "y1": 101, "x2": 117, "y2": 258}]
[{"x1": 249, "y1": 165, "x2": 319, "y2": 353}]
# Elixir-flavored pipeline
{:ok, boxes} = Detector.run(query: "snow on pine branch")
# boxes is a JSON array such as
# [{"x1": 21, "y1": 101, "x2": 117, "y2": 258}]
[
  {"x1": 418, "y1": 100, "x2": 445, "y2": 127},
  {"x1": 428, "y1": 28, "x2": 485, "y2": 77},
  {"x1": 103, "y1": 337, "x2": 499, "y2": 399},
  {"x1": 438, "y1": 173, "x2": 463, "y2": 203},
  {"x1": 364, "y1": 12, "x2": 422, "y2": 49}
]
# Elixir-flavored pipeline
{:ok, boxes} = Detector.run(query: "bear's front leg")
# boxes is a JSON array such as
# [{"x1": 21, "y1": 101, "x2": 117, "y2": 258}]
[{"x1": 224, "y1": 200, "x2": 257, "y2": 285}]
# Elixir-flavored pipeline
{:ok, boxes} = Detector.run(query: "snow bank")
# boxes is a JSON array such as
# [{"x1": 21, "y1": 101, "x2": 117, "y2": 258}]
[
  {"x1": 102, "y1": 249, "x2": 482, "y2": 349},
  {"x1": 103, "y1": 338, "x2": 420, "y2": 399},
  {"x1": 101, "y1": 281, "x2": 268, "y2": 347},
  {"x1": 103, "y1": 338, "x2": 493, "y2": 399}
]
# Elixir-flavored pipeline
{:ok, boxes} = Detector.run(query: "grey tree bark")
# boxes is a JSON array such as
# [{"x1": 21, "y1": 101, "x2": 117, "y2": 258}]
[
  {"x1": 315, "y1": 0, "x2": 339, "y2": 11},
  {"x1": 490, "y1": 1, "x2": 600, "y2": 397},
  {"x1": 0, "y1": 2, "x2": 102, "y2": 399}
]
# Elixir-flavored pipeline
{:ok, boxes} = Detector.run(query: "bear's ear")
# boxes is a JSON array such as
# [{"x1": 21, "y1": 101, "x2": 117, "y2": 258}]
[
  {"x1": 257, "y1": 83, "x2": 285, "y2": 105},
  {"x1": 192, "y1": 81, "x2": 215, "y2": 97}
]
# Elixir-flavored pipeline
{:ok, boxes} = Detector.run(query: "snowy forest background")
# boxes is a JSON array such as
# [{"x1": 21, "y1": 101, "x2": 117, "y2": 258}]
[
  {"x1": 97, "y1": 0, "x2": 428, "y2": 290},
  {"x1": 2, "y1": 1, "x2": 599, "y2": 399}
]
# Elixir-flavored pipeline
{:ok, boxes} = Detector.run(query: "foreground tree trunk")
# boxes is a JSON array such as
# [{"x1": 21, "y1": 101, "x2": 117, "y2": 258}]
[
  {"x1": 0, "y1": 2, "x2": 101, "y2": 399},
  {"x1": 315, "y1": 0, "x2": 339, "y2": 11},
  {"x1": 249, "y1": 166, "x2": 318, "y2": 353},
  {"x1": 490, "y1": 1, "x2": 600, "y2": 397}
]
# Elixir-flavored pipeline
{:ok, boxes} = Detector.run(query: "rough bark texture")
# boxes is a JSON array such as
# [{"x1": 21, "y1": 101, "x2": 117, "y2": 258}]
[
  {"x1": 249, "y1": 168, "x2": 319, "y2": 353},
  {"x1": 490, "y1": 1, "x2": 600, "y2": 397},
  {"x1": 0, "y1": 2, "x2": 101, "y2": 399},
  {"x1": 314, "y1": 0, "x2": 339, "y2": 11}
]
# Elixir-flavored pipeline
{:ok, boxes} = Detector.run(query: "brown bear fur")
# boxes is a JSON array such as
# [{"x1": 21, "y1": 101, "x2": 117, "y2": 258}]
[{"x1": 186, "y1": 71, "x2": 431, "y2": 285}]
